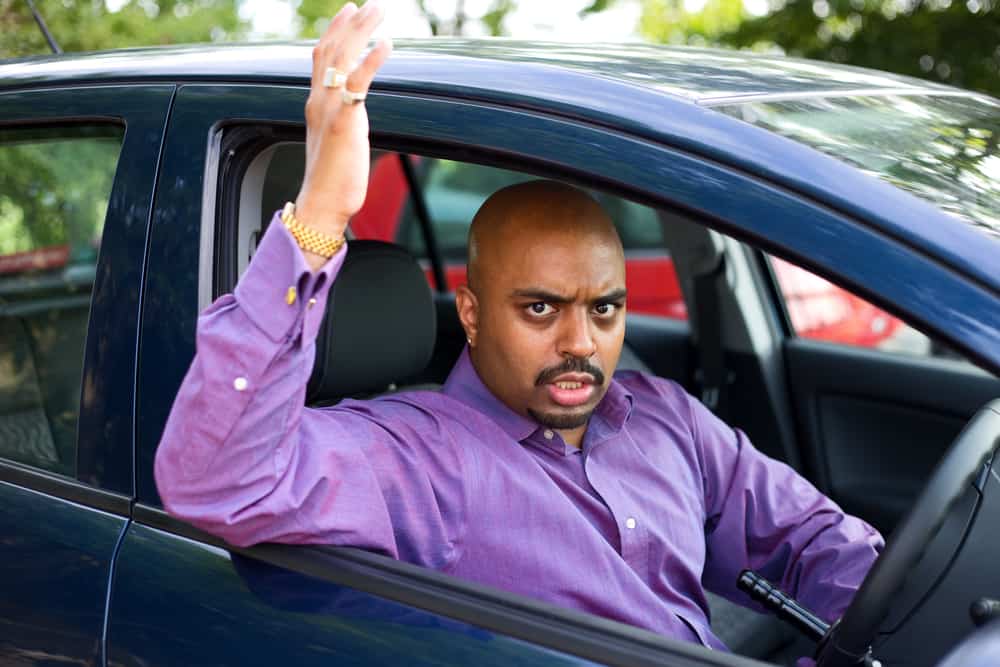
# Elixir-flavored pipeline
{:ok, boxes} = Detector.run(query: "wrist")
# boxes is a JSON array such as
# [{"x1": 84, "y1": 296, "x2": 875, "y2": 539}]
[
  {"x1": 292, "y1": 196, "x2": 350, "y2": 238},
  {"x1": 280, "y1": 202, "x2": 346, "y2": 263}
]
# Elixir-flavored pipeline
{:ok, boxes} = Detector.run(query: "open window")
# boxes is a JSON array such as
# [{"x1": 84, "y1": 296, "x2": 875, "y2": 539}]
[
  {"x1": 169, "y1": 116, "x2": 999, "y2": 667},
  {"x1": 209, "y1": 126, "x2": 845, "y2": 662}
]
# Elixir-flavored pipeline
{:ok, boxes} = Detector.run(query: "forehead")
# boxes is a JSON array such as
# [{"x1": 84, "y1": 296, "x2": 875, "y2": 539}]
[{"x1": 492, "y1": 227, "x2": 626, "y2": 295}]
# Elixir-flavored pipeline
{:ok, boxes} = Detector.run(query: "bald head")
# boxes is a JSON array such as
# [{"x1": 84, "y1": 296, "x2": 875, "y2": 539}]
[
  {"x1": 455, "y1": 179, "x2": 628, "y2": 448},
  {"x1": 467, "y1": 180, "x2": 623, "y2": 292}
]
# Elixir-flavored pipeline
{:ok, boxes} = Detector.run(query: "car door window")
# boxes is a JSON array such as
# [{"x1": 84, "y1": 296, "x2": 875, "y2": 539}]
[
  {"x1": 767, "y1": 255, "x2": 945, "y2": 355},
  {"x1": 0, "y1": 125, "x2": 123, "y2": 475}
]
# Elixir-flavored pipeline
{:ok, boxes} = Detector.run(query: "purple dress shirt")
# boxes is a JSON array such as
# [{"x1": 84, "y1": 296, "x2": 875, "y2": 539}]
[{"x1": 155, "y1": 214, "x2": 884, "y2": 651}]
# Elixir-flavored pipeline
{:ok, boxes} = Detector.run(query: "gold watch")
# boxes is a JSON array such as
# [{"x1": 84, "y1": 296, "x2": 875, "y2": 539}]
[{"x1": 280, "y1": 202, "x2": 345, "y2": 259}]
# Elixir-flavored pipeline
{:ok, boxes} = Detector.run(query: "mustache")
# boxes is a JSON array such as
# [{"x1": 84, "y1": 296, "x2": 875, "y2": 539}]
[{"x1": 535, "y1": 357, "x2": 606, "y2": 387}]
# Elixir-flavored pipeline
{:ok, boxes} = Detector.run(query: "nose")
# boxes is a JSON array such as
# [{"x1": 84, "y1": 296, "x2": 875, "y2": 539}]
[{"x1": 557, "y1": 307, "x2": 597, "y2": 359}]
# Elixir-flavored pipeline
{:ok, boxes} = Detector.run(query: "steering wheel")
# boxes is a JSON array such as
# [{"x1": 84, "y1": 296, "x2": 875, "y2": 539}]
[{"x1": 816, "y1": 400, "x2": 1000, "y2": 667}]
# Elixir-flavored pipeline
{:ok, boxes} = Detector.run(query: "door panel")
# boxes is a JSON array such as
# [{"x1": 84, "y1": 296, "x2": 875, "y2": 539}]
[
  {"x1": 0, "y1": 85, "x2": 172, "y2": 666},
  {"x1": 0, "y1": 480, "x2": 126, "y2": 666},
  {"x1": 784, "y1": 340, "x2": 1000, "y2": 533},
  {"x1": 108, "y1": 522, "x2": 607, "y2": 667}
]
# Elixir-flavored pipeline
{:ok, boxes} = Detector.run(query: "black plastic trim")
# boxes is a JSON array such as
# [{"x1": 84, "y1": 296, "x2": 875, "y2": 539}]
[
  {"x1": 214, "y1": 124, "x2": 302, "y2": 293},
  {"x1": 132, "y1": 85, "x2": 177, "y2": 500},
  {"x1": 133, "y1": 504, "x2": 758, "y2": 667},
  {"x1": 753, "y1": 250, "x2": 794, "y2": 340},
  {"x1": 0, "y1": 459, "x2": 131, "y2": 515}
]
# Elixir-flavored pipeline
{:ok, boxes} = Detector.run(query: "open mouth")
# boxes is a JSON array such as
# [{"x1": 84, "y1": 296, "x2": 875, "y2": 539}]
[
  {"x1": 554, "y1": 380, "x2": 584, "y2": 390},
  {"x1": 545, "y1": 374, "x2": 597, "y2": 407}
]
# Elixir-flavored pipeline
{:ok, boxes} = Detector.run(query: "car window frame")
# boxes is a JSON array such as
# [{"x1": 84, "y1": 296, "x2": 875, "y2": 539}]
[{"x1": 0, "y1": 83, "x2": 174, "y2": 510}]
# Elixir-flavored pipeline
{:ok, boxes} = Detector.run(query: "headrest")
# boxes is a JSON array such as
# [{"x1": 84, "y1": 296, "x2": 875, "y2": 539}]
[{"x1": 307, "y1": 240, "x2": 437, "y2": 404}]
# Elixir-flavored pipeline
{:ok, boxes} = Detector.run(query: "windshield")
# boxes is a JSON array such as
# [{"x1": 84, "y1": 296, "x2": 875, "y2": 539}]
[{"x1": 716, "y1": 94, "x2": 1000, "y2": 242}]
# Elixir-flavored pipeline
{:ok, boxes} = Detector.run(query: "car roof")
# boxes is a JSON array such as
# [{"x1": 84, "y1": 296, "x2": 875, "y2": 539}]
[
  {"x1": 0, "y1": 38, "x2": 962, "y2": 103},
  {"x1": 1, "y1": 39, "x2": 996, "y2": 295}
]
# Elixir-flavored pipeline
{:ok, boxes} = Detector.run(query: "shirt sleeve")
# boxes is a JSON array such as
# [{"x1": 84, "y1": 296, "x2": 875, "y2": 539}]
[
  {"x1": 691, "y1": 392, "x2": 884, "y2": 623},
  {"x1": 154, "y1": 212, "x2": 466, "y2": 571}
]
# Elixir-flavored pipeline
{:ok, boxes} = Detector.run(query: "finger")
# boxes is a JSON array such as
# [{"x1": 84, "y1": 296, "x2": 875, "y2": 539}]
[
  {"x1": 333, "y1": 1, "x2": 385, "y2": 74},
  {"x1": 321, "y1": 1, "x2": 359, "y2": 44},
  {"x1": 311, "y1": 2, "x2": 359, "y2": 89},
  {"x1": 345, "y1": 37, "x2": 391, "y2": 95}
]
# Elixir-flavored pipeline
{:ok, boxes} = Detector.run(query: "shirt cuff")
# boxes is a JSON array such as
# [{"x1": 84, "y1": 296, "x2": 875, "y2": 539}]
[{"x1": 235, "y1": 210, "x2": 347, "y2": 343}]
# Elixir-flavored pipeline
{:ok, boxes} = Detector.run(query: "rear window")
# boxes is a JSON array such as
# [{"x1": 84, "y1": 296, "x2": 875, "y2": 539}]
[{"x1": 0, "y1": 125, "x2": 123, "y2": 475}]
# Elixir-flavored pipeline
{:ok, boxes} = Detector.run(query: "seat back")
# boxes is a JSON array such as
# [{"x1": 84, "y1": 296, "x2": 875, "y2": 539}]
[{"x1": 307, "y1": 240, "x2": 437, "y2": 404}]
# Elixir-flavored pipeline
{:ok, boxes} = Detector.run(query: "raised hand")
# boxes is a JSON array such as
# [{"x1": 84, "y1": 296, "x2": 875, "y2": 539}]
[{"x1": 293, "y1": 1, "x2": 392, "y2": 267}]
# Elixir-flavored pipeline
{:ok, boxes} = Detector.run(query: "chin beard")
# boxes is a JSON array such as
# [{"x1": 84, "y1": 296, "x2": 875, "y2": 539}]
[{"x1": 527, "y1": 407, "x2": 594, "y2": 430}]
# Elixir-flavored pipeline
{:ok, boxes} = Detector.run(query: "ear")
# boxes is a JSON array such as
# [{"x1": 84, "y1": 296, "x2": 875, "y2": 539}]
[{"x1": 455, "y1": 285, "x2": 479, "y2": 347}]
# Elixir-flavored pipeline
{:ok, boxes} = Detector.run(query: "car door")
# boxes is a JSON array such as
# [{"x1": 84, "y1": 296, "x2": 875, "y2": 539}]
[
  {"x1": 0, "y1": 84, "x2": 171, "y2": 664},
  {"x1": 112, "y1": 82, "x2": 752, "y2": 667},
  {"x1": 113, "y1": 76, "x2": 999, "y2": 667},
  {"x1": 767, "y1": 261, "x2": 1000, "y2": 534}
]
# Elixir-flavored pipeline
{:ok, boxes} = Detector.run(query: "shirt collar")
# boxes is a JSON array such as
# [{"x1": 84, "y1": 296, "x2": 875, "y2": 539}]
[{"x1": 442, "y1": 346, "x2": 635, "y2": 449}]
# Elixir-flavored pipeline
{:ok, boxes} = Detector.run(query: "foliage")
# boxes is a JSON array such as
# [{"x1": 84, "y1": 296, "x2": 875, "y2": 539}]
[
  {"x1": 411, "y1": 0, "x2": 517, "y2": 36},
  {"x1": 0, "y1": 0, "x2": 247, "y2": 58},
  {"x1": 0, "y1": 127, "x2": 122, "y2": 258},
  {"x1": 295, "y1": 0, "x2": 350, "y2": 38},
  {"x1": 640, "y1": 0, "x2": 745, "y2": 46},
  {"x1": 639, "y1": 0, "x2": 1000, "y2": 97}
]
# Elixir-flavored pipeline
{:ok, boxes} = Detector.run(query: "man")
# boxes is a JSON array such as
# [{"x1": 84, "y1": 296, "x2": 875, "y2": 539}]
[{"x1": 155, "y1": 0, "x2": 883, "y2": 653}]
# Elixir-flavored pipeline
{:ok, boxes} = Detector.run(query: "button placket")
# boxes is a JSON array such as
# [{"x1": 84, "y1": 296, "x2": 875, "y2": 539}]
[{"x1": 585, "y1": 446, "x2": 648, "y2": 571}]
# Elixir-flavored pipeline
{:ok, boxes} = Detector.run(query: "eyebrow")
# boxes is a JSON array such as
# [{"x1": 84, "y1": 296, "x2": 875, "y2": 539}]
[{"x1": 511, "y1": 288, "x2": 628, "y2": 304}]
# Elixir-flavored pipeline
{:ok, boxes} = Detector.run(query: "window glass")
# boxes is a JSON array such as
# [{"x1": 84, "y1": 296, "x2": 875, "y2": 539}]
[
  {"x1": 351, "y1": 153, "x2": 684, "y2": 319},
  {"x1": 769, "y1": 256, "x2": 938, "y2": 356},
  {"x1": 0, "y1": 125, "x2": 124, "y2": 476}
]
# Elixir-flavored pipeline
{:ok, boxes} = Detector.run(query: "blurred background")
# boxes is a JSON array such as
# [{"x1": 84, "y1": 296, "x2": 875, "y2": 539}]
[{"x1": 1, "y1": 0, "x2": 998, "y2": 97}]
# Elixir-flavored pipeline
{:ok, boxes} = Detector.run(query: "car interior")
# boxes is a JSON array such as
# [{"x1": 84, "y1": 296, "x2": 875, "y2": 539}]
[{"x1": 219, "y1": 135, "x2": 1000, "y2": 666}]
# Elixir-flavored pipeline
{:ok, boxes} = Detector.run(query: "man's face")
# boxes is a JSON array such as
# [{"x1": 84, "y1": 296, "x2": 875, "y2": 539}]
[{"x1": 460, "y1": 220, "x2": 627, "y2": 436}]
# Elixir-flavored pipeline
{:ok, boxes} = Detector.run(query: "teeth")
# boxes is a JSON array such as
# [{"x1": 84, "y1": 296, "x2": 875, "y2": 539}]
[{"x1": 555, "y1": 381, "x2": 583, "y2": 389}]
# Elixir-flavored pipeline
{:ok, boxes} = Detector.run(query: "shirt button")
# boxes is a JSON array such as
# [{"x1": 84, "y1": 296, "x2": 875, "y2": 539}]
[
  {"x1": 625, "y1": 517, "x2": 637, "y2": 530},
  {"x1": 233, "y1": 377, "x2": 249, "y2": 392},
  {"x1": 543, "y1": 429, "x2": 554, "y2": 440},
  {"x1": 308, "y1": 297, "x2": 317, "y2": 308}
]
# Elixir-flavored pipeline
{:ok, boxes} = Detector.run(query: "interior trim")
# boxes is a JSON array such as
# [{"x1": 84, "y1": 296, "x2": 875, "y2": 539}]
[{"x1": 133, "y1": 504, "x2": 758, "y2": 667}]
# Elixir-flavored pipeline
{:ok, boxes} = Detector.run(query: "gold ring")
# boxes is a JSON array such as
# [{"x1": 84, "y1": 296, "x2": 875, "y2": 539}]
[
  {"x1": 341, "y1": 88, "x2": 367, "y2": 105},
  {"x1": 322, "y1": 67, "x2": 348, "y2": 88}
]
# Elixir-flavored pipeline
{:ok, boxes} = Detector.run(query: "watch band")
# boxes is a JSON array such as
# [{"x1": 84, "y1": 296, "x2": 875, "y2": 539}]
[{"x1": 281, "y1": 202, "x2": 345, "y2": 259}]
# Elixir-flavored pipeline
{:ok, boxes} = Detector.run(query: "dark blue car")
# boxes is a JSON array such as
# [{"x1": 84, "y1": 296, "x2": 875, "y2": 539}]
[{"x1": 1, "y1": 40, "x2": 998, "y2": 667}]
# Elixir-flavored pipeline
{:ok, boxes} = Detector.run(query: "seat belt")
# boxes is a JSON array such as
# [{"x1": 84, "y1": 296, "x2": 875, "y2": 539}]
[{"x1": 694, "y1": 256, "x2": 730, "y2": 418}]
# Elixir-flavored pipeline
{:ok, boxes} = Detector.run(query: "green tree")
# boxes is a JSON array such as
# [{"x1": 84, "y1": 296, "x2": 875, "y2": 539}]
[
  {"x1": 637, "y1": 0, "x2": 1000, "y2": 97},
  {"x1": 721, "y1": 0, "x2": 1000, "y2": 96},
  {"x1": 640, "y1": 0, "x2": 745, "y2": 45},
  {"x1": 296, "y1": 0, "x2": 519, "y2": 38},
  {"x1": 1, "y1": 0, "x2": 247, "y2": 58}
]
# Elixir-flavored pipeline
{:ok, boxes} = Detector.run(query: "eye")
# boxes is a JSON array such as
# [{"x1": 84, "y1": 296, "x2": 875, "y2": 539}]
[
  {"x1": 594, "y1": 302, "x2": 619, "y2": 318},
  {"x1": 526, "y1": 302, "x2": 555, "y2": 317}
]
